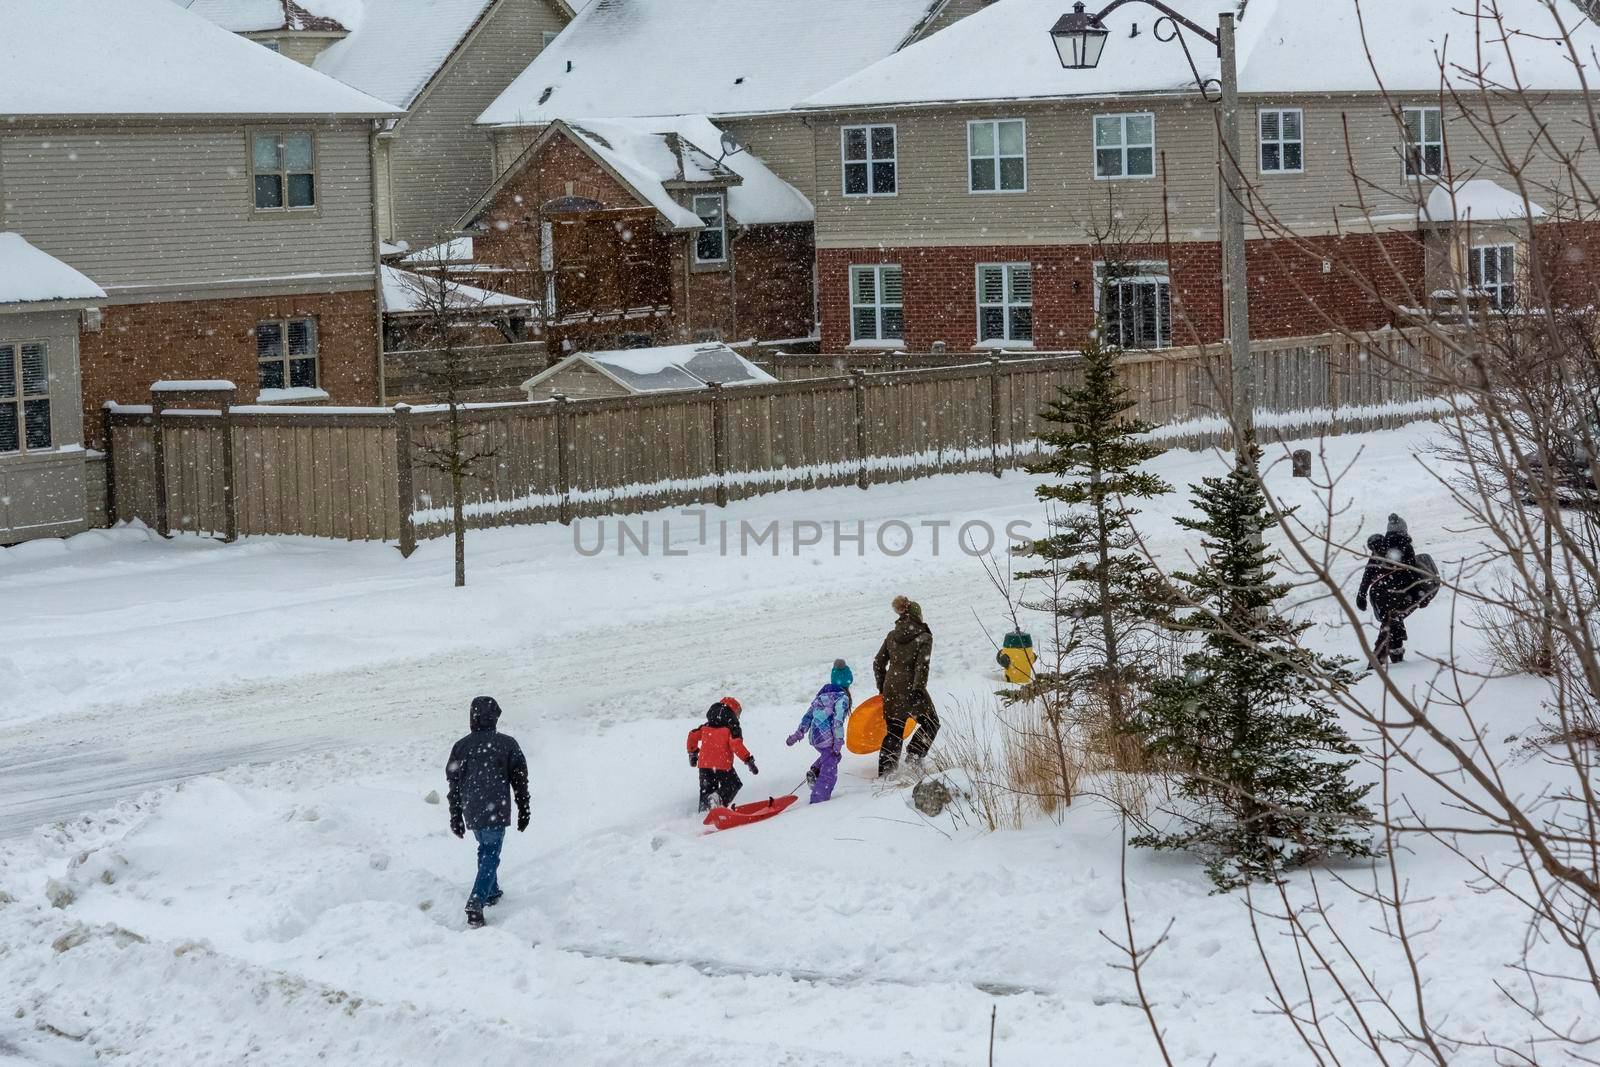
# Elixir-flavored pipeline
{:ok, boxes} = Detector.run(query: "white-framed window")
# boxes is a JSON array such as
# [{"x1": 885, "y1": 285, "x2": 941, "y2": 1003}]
[
  {"x1": 976, "y1": 263, "x2": 1033, "y2": 344},
  {"x1": 1258, "y1": 108, "x2": 1303, "y2": 174},
  {"x1": 968, "y1": 119, "x2": 1026, "y2": 193},
  {"x1": 252, "y1": 130, "x2": 317, "y2": 210},
  {"x1": 1094, "y1": 113, "x2": 1155, "y2": 179},
  {"x1": 693, "y1": 193, "x2": 727, "y2": 264},
  {"x1": 849, "y1": 265, "x2": 904, "y2": 342},
  {"x1": 0, "y1": 341, "x2": 51, "y2": 455},
  {"x1": 842, "y1": 125, "x2": 897, "y2": 197},
  {"x1": 1403, "y1": 106, "x2": 1444, "y2": 178},
  {"x1": 257, "y1": 318, "x2": 319, "y2": 390},
  {"x1": 1096, "y1": 263, "x2": 1171, "y2": 350},
  {"x1": 1468, "y1": 244, "x2": 1516, "y2": 309}
]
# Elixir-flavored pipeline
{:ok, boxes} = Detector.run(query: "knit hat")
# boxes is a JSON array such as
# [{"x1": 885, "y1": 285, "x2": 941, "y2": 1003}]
[
  {"x1": 720, "y1": 696, "x2": 742, "y2": 716},
  {"x1": 905, "y1": 601, "x2": 924, "y2": 622},
  {"x1": 831, "y1": 659, "x2": 854, "y2": 689},
  {"x1": 1386, "y1": 513, "x2": 1409, "y2": 539}
]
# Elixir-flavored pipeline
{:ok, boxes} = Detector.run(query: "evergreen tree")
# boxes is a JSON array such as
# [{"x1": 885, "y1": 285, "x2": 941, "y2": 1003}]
[
  {"x1": 1021, "y1": 327, "x2": 1172, "y2": 736},
  {"x1": 1131, "y1": 450, "x2": 1375, "y2": 891}
]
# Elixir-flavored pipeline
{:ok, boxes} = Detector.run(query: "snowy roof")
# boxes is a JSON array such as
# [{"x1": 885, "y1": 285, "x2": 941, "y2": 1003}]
[
  {"x1": 401, "y1": 237, "x2": 477, "y2": 265},
  {"x1": 1422, "y1": 179, "x2": 1548, "y2": 225},
  {"x1": 312, "y1": 0, "x2": 499, "y2": 109},
  {"x1": 1, "y1": 0, "x2": 399, "y2": 118},
  {"x1": 380, "y1": 266, "x2": 537, "y2": 314},
  {"x1": 523, "y1": 343, "x2": 777, "y2": 395},
  {"x1": 477, "y1": 0, "x2": 947, "y2": 126},
  {"x1": 0, "y1": 234, "x2": 106, "y2": 308},
  {"x1": 803, "y1": 0, "x2": 1600, "y2": 109},
  {"x1": 172, "y1": 0, "x2": 354, "y2": 33}
]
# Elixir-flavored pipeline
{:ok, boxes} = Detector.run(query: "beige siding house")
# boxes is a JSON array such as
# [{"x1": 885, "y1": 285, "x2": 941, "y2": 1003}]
[{"x1": 793, "y1": 0, "x2": 1600, "y2": 353}]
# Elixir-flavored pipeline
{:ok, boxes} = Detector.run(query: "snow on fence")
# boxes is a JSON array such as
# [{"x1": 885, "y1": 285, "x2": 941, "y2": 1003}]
[{"x1": 101, "y1": 330, "x2": 1446, "y2": 546}]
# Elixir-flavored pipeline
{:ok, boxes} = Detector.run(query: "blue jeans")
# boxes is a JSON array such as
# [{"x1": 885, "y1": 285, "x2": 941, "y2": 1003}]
[{"x1": 468, "y1": 826, "x2": 505, "y2": 910}]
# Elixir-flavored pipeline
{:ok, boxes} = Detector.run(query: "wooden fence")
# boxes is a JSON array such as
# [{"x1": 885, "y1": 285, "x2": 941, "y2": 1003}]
[{"x1": 103, "y1": 330, "x2": 1447, "y2": 547}]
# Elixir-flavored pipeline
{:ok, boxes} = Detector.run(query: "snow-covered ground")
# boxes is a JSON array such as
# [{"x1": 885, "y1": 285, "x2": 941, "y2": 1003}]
[{"x1": 0, "y1": 424, "x2": 1569, "y2": 1065}]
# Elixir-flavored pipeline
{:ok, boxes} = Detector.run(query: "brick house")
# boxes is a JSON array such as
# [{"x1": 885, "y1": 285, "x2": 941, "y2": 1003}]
[
  {"x1": 178, "y1": 0, "x2": 586, "y2": 249},
  {"x1": 458, "y1": 117, "x2": 815, "y2": 351},
  {"x1": 793, "y1": 0, "x2": 1600, "y2": 354},
  {"x1": 1, "y1": 0, "x2": 400, "y2": 447}
]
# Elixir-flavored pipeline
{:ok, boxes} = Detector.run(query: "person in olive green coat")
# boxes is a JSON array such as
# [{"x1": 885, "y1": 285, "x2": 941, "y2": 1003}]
[{"x1": 873, "y1": 596, "x2": 938, "y2": 776}]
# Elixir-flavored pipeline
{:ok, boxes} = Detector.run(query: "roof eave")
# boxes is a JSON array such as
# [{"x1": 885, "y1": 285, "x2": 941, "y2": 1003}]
[{"x1": 0, "y1": 297, "x2": 104, "y2": 314}]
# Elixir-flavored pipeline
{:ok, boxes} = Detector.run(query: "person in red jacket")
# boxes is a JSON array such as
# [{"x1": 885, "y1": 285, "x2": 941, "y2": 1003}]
[{"x1": 687, "y1": 696, "x2": 759, "y2": 812}]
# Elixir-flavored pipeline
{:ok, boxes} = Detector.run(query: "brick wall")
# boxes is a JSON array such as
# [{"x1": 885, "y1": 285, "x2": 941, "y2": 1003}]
[
  {"x1": 79, "y1": 288, "x2": 380, "y2": 446},
  {"x1": 734, "y1": 223, "x2": 815, "y2": 341},
  {"x1": 817, "y1": 231, "x2": 1424, "y2": 353}
]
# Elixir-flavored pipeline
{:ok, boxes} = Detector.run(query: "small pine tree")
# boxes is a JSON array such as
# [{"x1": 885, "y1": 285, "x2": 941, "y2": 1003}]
[
  {"x1": 1021, "y1": 326, "x2": 1172, "y2": 738},
  {"x1": 1131, "y1": 448, "x2": 1374, "y2": 891}
]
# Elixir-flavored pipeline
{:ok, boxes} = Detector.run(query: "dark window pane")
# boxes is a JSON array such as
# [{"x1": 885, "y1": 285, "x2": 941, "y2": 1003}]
[
  {"x1": 1260, "y1": 111, "x2": 1280, "y2": 140},
  {"x1": 1127, "y1": 148, "x2": 1153, "y2": 176},
  {"x1": 880, "y1": 307, "x2": 904, "y2": 339},
  {"x1": 852, "y1": 307, "x2": 877, "y2": 340},
  {"x1": 1011, "y1": 307, "x2": 1033, "y2": 341},
  {"x1": 870, "y1": 126, "x2": 895, "y2": 159},
  {"x1": 1424, "y1": 145, "x2": 1442, "y2": 175},
  {"x1": 843, "y1": 128, "x2": 868, "y2": 161},
  {"x1": 287, "y1": 173, "x2": 315, "y2": 208},
  {"x1": 871, "y1": 161, "x2": 896, "y2": 194},
  {"x1": 1158, "y1": 283, "x2": 1172, "y2": 346},
  {"x1": 1501, "y1": 283, "x2": 1516, "y2": 308},
  {"x1": 288, "y1": 319, "x2": 314, "y2": 356},
  {"x1": 24, "y1": 399, "x2": 50, "y2": 450},
  {"x1": 1096, "y1": 149, "x2": 1122, "y2": 177},
  {"x1": 1262, "y1": 143, "x2": 1281, "y2": 171},
  {"x1": 696, "y1": 229, "x2": 724, "y2": 261},
  {"x1": 1284, "y1": 143, "x2": 1302, "y2": 170},
  {"x1": 980, "y1": 307, "x2": 1005, "y2": 341},
  {"x1": 21, "y1": 343, "x2": 47, "y2": 395},
  {"x1": 255, "y1": 174, "x2": 283, "y2": 209},
  {"x1": 258, "y1": 360, "x2": 285, "y2": 390},
  {"x1": 971, "y1": 158, "x2": 996, "y2": 191},
  {"x1": 0, "y1": 346, "x2": 13, "y2": 400},
  {"x1": 256, "y1": 322, "x2": 284, "y2": 358},
  {"x1": 998, "y1": 157, "x2": 1025, "y2": 190},
  {"x1": 844, "y1": 162, "x2": 868, "y2": 195},
  {"x1": 0, "y1": 404, "x2": 16, "y2": 453},
  {"x1": 289, "y1": 358, "x2": 317, "y2": 389}
]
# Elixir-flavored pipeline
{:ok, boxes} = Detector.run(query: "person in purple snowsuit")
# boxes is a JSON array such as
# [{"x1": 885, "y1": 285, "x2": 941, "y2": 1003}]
[{"x1": 786, "y1": 660, "x2": 853, "y2": 803}]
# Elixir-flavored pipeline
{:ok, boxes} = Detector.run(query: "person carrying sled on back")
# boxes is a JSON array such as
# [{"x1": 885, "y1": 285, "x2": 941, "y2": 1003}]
[
  {"x1": 1356, "y1": 513, "x2": 1438, "y2": 665},
  {"x1": 873, "y1": 596, "x2": 936, "y2": 777},
  {"x1": 445, "y1": 696, "x2": 530, "y2": 929},
  {"x1": 687, "y1": 697, "x2": 758, "y2": 812},
  {"x1": 787, "y1": 660, "x2": 853, "y2": 803}
]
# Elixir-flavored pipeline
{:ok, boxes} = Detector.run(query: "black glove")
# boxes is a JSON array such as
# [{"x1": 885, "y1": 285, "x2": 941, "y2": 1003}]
[
  {"x1": 1356, "y1": 594, "x2": 1367, "y2": 611},
  {"x1": 745, "y1": 757, "x2": 759, "y2": 776},
  {"x1": 517, "y1": 809, "x2": 530, "y2": 833},
  {"x1": 450, "y1": 815, "x2": 465, "y2": 839},
  {"x1": 689, "y1": 752, "x2": 699, "y2": 768}
]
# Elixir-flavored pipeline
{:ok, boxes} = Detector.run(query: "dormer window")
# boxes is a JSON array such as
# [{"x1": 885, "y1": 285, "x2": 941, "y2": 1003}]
[{"x1": 694, "y1": 193, "x2": 727, "y2": 264}]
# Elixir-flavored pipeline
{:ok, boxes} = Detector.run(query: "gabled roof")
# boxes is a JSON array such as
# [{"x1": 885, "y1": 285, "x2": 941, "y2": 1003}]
[
  {"x1": 803, "y1": 0, "x2": 1600, "y2": 110},
  {"x1": 522, "y1": 343, "x2": 776, "y2": 395},
  {"x1": 0, "y1": 234, "x2": 106, "y2": 309},
  {"x1": 174, "y1": 0, "x2": 353, "y2": 33},
  {"x1": 476, "y1": 0, "x2": 949, "y2": 126},
  {"x1": 313, "y1": 0, "x2": 499, "y2": 109},
  {"x1": 1, "y1": 0, "x2": 398, "y2": 118},
  {"x1": 379, "y1": 266, "x2": 537, "y2": 314},
  {"x1": 461, "y1": 116, "x2": 813, "y2": 232}
]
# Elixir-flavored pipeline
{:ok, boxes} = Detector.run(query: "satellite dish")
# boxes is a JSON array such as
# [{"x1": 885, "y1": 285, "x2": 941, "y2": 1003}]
[{"x1": 718, "y1": 130, "x2": 744, "y2": 161}]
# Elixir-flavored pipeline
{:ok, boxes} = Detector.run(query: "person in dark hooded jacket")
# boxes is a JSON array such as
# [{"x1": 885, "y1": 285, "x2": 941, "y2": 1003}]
[
  {"x1": 873, "y1": 596, "x2": 936, "y2": 777},
  {"x1": 1356, "y1": 513, "x2": 1425, "y2": 664},
  {"x1": 446, "y1": 696, "x2": 530, "y2": 928},
  {"x1": 687, "y1": 697, "x2": 758, "y2": 812}
]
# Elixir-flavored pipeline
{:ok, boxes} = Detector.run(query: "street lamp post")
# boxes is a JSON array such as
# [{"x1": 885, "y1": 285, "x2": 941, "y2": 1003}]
[{"x1": 1052, "y1": 1, "x2": 1255, "y2": 454}]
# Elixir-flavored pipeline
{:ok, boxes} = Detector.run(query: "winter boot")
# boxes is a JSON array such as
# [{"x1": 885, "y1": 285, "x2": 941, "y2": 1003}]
[
  {"x1": 466, "y1": 908, "x2": 485, "y2": 928},
  {"x1": 485, "y1": 892, "x2": 503, "y2": 908},
  {"x1": 1389, "y1": 648, "x2": 1405, "y2": 663}
]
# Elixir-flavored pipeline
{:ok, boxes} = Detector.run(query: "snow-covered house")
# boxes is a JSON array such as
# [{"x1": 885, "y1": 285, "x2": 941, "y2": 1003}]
[
  {"x1": 520, "y1": 342, "x2": 775, "y2": 401},
  {"x1": 0, "y1": 0, "x2": 400, "y2": 447},
  {"x1": 792, "y1": 0, "x2": 1600, "y2": 352},
  {"x1": 178, "y1": 0, "x2": 587, "y2": 247},
  {"x1": 0, "y1": 235, "x2": 106, "y2": 543},
  {"x1": 457, "y1": 116, "x2": 815, "y2": 351}
]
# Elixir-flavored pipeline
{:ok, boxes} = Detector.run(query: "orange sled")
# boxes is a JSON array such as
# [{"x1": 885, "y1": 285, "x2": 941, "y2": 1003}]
[
  {"x1": 703, "y1": 794, "x2": 799, "y2": 831},
  {"x1": 843, "y1": 694, "x2": 918, "y2": 755}
]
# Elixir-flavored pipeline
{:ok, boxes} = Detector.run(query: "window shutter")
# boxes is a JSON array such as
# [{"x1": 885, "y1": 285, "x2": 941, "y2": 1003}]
[
  {"x1": 853, "y1": 268, "x2": 876, "y2": 305},
  {"x1": 978, "y1": 266, "x2": 1005, "y2": 304},
  {"x1": 20, "y1": 343, "x2": 48, "y2": 395},
  {"x1": 0, "y1": 345, "x2": 14, "y2": 399},
  {"x1": 1009, "y1": 266, "x2": 1032, "y2": 304},
  {"x1": 880, "y1": 266, "x2": 903, "y2": 304},
  {"x1": 1260, "y1": 111, "x2": 1279, "y2": 141}
]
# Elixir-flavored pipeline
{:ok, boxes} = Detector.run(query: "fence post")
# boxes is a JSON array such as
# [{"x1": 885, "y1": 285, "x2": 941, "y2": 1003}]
[
  {"x1": 149, "y1": 389, "x2": 171, "y2": 539},
  {"x1": 219, "y1": 385, "x2": 239, "y2": 543},
  {"x1": 394, "y1": 403, "x2": 417, "y2": 558},
  {"x1": 709, "y1": 381, "x2": 729, "y2": 508},
  {"x1": 851, "y1": 370, "x2": 870, "y2": 490},
  {"x1": 555, "y1": 393, "x2": 573, "y2": 525},
  {"x1": 988, "y1": 357, "x2": 1004, "y2": 479},
  {"x1": 100, "y1": 402, "x2": 118, "y2": 528}
]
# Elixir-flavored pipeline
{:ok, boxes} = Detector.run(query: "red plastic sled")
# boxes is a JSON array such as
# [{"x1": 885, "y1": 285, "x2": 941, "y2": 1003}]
[{"x1": 703, "y1": 794, "x2": 799, "y2": 831}]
